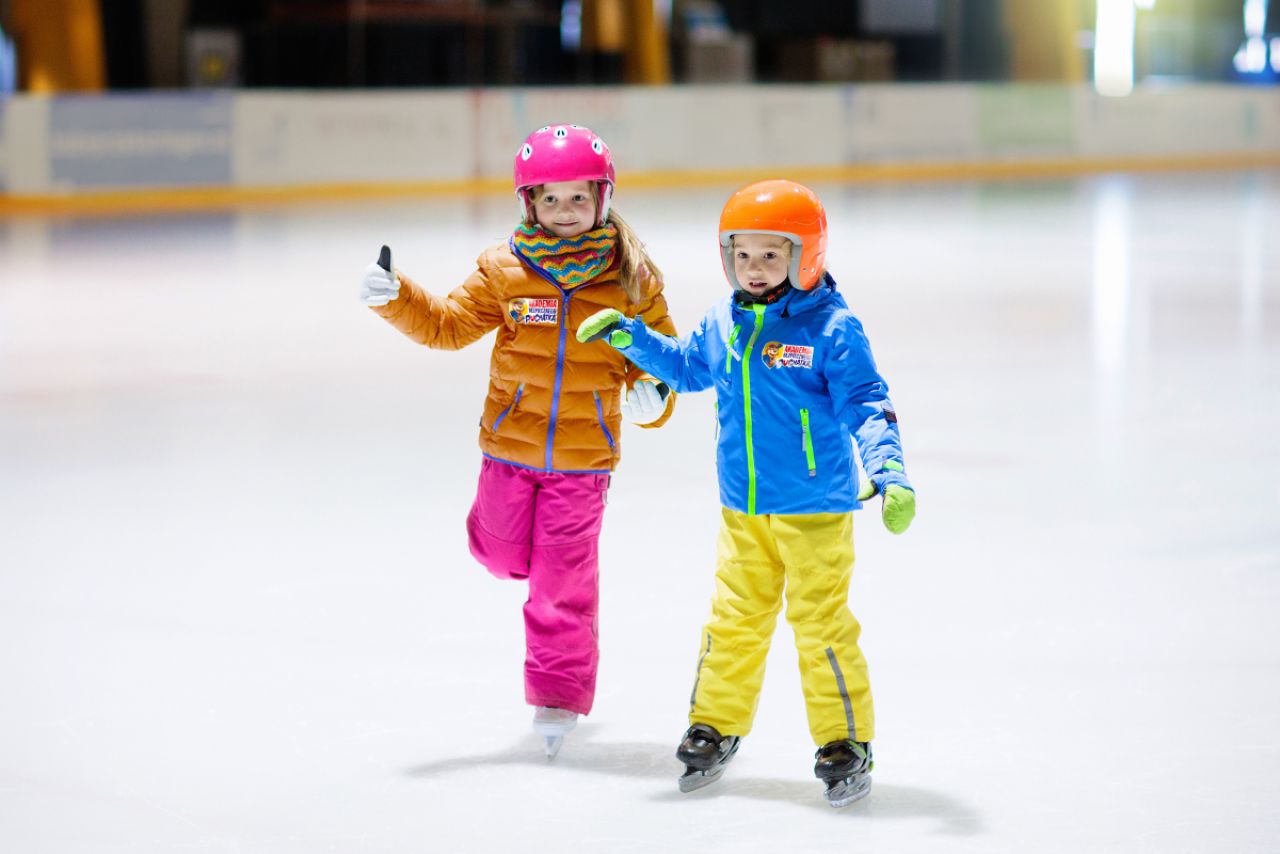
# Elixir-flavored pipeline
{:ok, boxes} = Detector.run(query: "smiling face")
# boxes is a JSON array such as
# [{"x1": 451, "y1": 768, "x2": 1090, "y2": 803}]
[
  {"x1": 731, "y1": 234, "x2": 793, "y2": 296},
  {"x1": 529, "y1": 181, "x2": 599, "y2": 238}
]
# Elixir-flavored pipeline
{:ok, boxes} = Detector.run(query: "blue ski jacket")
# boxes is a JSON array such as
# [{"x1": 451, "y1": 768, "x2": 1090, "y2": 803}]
[{"x1": 614, "y1": 274, "x2": 910, "y2": 515}]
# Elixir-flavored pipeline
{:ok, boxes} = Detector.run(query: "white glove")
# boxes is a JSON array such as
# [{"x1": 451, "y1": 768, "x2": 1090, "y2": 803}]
[
  {"x1": 621, "y1": 380, "x2": 670, "y2": 425},
  {"x1": 360, "y1": 257, "x2": 400, "y2": 307}
]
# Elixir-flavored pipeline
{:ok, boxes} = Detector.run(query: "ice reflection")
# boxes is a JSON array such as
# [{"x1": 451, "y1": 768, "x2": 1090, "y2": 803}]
[
  {"x1": 1239, "y1": 179, "x2": 1264, "y2": 347},
  {"x1": 1090, "y1": 177, "x2": 1132, "y2": 378}
]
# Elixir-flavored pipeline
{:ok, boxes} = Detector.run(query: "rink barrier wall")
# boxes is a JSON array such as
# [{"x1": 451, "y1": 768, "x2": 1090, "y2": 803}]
[
  {"x1": 1, "y1": 84, "x2": 1277, "y2": 215},
  {"x1": 4, "y1": 153, "x2": 1280, "y2": 217}
]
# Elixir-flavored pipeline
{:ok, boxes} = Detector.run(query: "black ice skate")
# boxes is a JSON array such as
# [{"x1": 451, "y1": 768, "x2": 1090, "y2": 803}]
[
  {"x1": 676, "y1": 723, "x2": 741, "y2": 792},
  {"x1": 814, "y1": 739, "x2": 873, "y2": 807}
]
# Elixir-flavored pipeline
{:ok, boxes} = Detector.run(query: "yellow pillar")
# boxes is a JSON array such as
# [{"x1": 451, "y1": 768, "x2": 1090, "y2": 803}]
[
  {"x1": 1004, "y1": 0, "x2": 1084, "y2": 82},
  {"x1": 581, "y1": 0, "x2": 626, "y2": 54},
  {"x1": 623, "y1": 0, "x2": 671, "y2": 84},
  {"x1": 11, "y1": 0, "x2": 106, "y2": 92},
  {"x1": 582, "y1": 0, "x2": 671, "y2": 84}
]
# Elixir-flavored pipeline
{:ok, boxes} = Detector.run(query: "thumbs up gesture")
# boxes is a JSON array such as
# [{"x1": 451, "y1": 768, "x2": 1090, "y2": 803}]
[{"x1": 360, "y1": 245, "x2": 400, "y2": 306}]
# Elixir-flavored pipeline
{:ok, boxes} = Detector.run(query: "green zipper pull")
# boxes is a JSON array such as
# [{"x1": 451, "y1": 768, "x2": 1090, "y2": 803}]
[
  {"x1": 741, "y1": 304, "x2": 766, "y2": 514},
  {"x1": 725, "y1": 324, "x2": 740, "y2": 374},
  {"x1": 800, "y1": 408, "x2": 816, "y2": 477}
]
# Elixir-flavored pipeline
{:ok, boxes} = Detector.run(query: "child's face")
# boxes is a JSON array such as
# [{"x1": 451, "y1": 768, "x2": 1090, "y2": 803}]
[
  {"x1": 530, "y1": 181, "x2": 599, "y2": 238},
  {"x1": 731, "y1": 234, "x2": 793, "y2": 296}
]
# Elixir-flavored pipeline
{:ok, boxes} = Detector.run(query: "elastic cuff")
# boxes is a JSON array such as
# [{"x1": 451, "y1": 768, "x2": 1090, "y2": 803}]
[
  {"x1": 871, "y1": 470, "x2": 911, "y2": 493},
  {"x1": 614, "y1": 317, "x2": 642, "y2": 348}
]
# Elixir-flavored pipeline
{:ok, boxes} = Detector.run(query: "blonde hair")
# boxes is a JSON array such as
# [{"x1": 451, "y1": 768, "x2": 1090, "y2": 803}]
[
  {"x1": 607, "y1": 208, "x2": 661, "y2": 304},
  {"x1": 525, "y1": 184, "x2": 661, "y2": 304}
]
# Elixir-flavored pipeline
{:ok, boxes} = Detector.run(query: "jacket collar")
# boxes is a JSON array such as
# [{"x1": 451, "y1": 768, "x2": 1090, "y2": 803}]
[
  {"x1": 508, "y1": 237, "x2": 621, "y2": 293},
  {"x1": 732, "y1": 273, "x2": 838, "y2": 320}
]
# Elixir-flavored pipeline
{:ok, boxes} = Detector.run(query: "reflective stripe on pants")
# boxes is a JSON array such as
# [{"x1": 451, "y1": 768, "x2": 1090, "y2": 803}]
[{"x1": 688, "y1": 507, "x2": 874, "y2": 745}]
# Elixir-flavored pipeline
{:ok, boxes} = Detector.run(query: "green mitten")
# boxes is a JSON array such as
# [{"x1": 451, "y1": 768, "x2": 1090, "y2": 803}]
[
  {"x1": 882, "y1": 485, "x2": 915, "y2": 535},
  {"x1": 856, "y1": 479, "x2": 876, "y2": 502},
  {"x1": 576, "y1": 309, "x2": 632, "y2": 348}
]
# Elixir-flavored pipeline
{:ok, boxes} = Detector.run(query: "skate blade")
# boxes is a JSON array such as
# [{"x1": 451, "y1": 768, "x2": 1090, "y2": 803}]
[
  {"x1": 825, "y1": 774, "x2": 872, "y2": 808},
  {"x1": 543, "y1": 735, "x2": 564, "y2": 759},
  {"x1": 678, "y1": 765, "x2": 726, "y2": 793},
  {"x1": 532, "y1": 719, "x2": 578, "y2": 739}
]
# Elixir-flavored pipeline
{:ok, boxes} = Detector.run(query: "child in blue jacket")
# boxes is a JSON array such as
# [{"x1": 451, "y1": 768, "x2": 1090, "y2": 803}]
[{"x1": 576, "y1": 179, "x2": 916, "y2": 807}]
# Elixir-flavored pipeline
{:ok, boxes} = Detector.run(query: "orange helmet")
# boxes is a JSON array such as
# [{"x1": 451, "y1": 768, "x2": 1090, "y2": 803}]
[{"x1": 719, "y1": 179, "x2": 828, "y2": 291}]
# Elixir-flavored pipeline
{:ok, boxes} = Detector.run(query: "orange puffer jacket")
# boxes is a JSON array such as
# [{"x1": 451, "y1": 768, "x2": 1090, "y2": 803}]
[{"x1": 372, "y1": 242, "x2": 677, "y2": 473}]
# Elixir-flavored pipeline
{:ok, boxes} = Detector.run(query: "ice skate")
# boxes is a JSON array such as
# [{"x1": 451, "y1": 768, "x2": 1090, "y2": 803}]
[
  {"x1": 532, "y1": 706, "x2": 578, "y2": 758},
  {"x1": 676, "y1": 723, "x2": 741, "y2": 792},
  {"x1": 814, "y1": 739, "x2": 873, "y2": 807}
]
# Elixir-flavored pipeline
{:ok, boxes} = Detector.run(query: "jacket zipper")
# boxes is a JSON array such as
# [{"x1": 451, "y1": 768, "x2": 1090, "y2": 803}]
[
  {"x1": 742, "y1": 304, "x2": 765, "y2": 514},
  {"x1": 725, "y1": 324, "x2": 740, "y2": 374},
  {"x1": 545, "y1": 290, "x2": 572, "y2": 471},
  {"x1": 492, "y1": 383, "x2": 525, "y2": 433},
  {"x1": 800, "y1": 408, "x2": 816, "y2": 477},
  {"x1": 592, "y1": 390, "x2": 616, "y2": 453},
  {"x1": 510, "y1": 239, "x2": 616, "y2": 473}
]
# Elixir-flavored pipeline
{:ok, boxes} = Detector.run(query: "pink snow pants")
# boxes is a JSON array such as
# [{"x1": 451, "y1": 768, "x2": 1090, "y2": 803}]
[{"x1": 465, "y1": 457, "x2": 610, "y2": 716}]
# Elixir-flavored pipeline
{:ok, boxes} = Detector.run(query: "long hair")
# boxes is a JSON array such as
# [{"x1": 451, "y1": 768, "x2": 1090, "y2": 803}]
[
  {"x1": 524, "y1": 184, "x2": 662, "y2": 304},
  {"x1": 607, "y1": 208, "x2": 661, "y2": 304}
]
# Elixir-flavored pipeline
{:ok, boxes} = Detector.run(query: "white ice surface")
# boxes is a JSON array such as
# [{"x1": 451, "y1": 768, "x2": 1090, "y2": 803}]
[{"x1": 2, "y1": 173, "x2": 1278, "y2": 853}]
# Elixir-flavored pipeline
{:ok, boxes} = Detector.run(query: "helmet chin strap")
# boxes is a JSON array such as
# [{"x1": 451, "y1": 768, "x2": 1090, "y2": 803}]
[
  {"x1": 734, "y1": 280, "x2": 793, "y2": 305},
  {"x1": 597, "y1": 183, "x2": 613, "y2": 225}
]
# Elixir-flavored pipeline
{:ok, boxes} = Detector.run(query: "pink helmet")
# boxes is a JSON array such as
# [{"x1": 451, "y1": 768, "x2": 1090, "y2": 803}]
[{"x1": 513, "y1": 124, "x2": 615, "y2": 226}]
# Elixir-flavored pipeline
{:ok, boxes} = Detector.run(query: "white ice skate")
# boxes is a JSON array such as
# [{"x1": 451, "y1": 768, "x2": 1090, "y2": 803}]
[{"x1": 532, "y1": 706, "x2": 578, "y2": 758}]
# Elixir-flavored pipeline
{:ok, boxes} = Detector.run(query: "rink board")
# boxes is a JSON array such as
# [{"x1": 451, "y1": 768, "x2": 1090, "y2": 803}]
[{"x1": 1, "y1": 84, "x2": 1278, "y2": 205}]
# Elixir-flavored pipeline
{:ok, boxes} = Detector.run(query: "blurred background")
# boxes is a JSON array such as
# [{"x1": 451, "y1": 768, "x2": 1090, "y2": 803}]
[
  {"x1": 1, "y1": 1, "x2": 1277, "y2": 206},
  {"x1": 1, "y1": 0, "x2": 1280, "y2": 91}
]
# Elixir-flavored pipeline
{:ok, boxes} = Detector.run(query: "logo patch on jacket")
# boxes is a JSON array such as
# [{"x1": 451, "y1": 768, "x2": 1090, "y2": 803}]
[
  {"x1": 508, "y1": 297, "x2": 559, "y2": 325},
  {"x1": 760, "y1": 341, "x2": 814, "y2": 369}
]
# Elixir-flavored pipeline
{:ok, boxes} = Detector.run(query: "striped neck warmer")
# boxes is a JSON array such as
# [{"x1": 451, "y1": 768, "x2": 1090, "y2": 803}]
[{"x1": 511, "y1": 223, "x2": 618, "y2": 287}]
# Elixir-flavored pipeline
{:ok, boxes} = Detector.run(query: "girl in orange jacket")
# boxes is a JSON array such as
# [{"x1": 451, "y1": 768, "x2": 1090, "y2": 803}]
[{"x1": 358, "y1": 125, "x2": 677, "y2": 756}]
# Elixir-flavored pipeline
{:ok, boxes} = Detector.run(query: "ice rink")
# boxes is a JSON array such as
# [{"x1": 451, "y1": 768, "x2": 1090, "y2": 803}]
[{"x1": 2, "y1": 172, "x2": 1278, "y2": 853}]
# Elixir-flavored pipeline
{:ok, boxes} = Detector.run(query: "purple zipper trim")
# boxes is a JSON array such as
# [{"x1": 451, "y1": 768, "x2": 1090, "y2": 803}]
[
  {"x1": 482, "y1": 453, "x2": 611, "y2": 475},
  {"x1": 491, "y1": 385, "x2": 523, "y2": 433},
  {"x1": 512, "y1": 237, "x2": 571, "y2": 472},
  {"x1": 593, "y1": 391, "x2": 616, "y2": 452},
  {"x1": 546, "y1": 290, "x2": 574, "y2": 470}
]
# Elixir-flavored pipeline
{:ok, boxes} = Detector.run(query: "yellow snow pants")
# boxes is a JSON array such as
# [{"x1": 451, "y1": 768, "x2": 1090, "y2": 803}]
[{"x1": 687, "y1": 507, "x2": 874, "y2": 746}]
